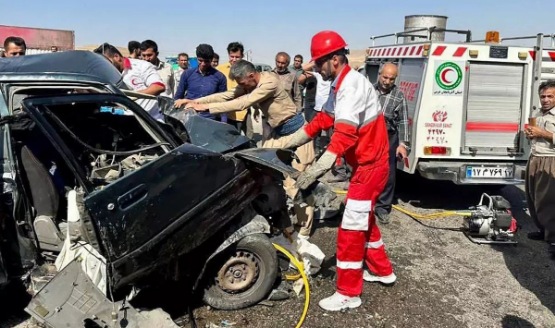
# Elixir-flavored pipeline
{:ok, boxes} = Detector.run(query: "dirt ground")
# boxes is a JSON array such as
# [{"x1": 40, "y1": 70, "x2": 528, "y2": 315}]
[
  {"x1": 3, "y1": 173, "x2": 555, "y2": 328},
  {"x1": 190, "y1": 173, "x2": 555, "y2": 328}
]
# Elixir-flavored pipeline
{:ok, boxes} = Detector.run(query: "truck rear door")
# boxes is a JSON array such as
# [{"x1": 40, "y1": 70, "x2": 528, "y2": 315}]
[{"x1": 462, "y1": 62, "x2": 526, "y2": 157}]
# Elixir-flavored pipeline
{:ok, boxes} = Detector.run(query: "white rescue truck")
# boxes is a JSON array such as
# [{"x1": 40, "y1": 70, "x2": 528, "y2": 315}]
[{"x1": 363, "y1": 28, "x2": 555, "y2": 184}]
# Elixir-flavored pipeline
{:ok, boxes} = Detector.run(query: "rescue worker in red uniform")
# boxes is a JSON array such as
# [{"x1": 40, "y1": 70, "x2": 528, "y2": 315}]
[{"x1": 285, "y1": 30, "x2": 396, "y2": 311}]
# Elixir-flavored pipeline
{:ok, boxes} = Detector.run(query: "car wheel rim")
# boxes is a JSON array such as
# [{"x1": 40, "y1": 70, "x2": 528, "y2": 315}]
[{"x1": 216, "y1": 250, "x2": 260, "y2": 293}]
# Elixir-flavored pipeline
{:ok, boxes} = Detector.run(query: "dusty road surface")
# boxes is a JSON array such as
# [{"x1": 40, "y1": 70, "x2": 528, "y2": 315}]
[
  {"x1": 190, "y1": 173, "x2": 555, "y2": 328},
  {"x1": 2, "y1": 173, "x2": 555, "y2": 328}
]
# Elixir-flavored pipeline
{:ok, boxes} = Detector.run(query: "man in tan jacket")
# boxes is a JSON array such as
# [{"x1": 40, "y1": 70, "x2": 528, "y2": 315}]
[
  {"x1": 273, "y1": 52, "x2": 302, "y2": 110},
  {"x1": 185, "y1": 60, "x2": 316, "y2": 239}
]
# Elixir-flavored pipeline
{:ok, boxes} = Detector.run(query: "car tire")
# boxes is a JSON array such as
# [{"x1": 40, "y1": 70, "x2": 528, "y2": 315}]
[{"x1": 202, "y1": 233, "x2": 278, "y2": 310}]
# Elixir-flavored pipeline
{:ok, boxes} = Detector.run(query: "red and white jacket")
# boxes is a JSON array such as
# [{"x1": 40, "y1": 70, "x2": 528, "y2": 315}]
[
  {"x1": 304, "y1": 66, "x2": 389, "y2": 169},
  {"x1": 122, "y1": 58, "x2": 166, "y2": 120}
]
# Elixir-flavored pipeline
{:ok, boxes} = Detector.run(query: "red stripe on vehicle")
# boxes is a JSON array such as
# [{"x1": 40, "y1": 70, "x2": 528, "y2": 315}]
[
  {"x1": 548, "y1": 51, "x2": 555, "y2": 61},
  {"x1": 403, "y1": 47, "x2": 409, "y2": 56},
  {"x1": 465, "y1": 122, "x2": 519, "y2": 132},
  {"x1": 416, "y1": 45, "x2": 423, "y2": 55},
  {"x1": 432, "y1": 46, "x2": 446, "y2": 56},
  {"x1": 453, "y1": 47, "x2": 467, "y2": 57},
  {"x1": 409, "y1": 46, "x2": 416, "y2": 56},
  {"x1": 529, "y1": 51, "x2": 536, "y2": 60}
]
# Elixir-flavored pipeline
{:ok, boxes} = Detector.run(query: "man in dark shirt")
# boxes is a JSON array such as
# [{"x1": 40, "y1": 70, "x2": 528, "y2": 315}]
[
  {"x1": 174, "y1": 44, "x2": 227, "y2": 121},
  {"x1": 373, "y1": 63, "x2": 410, "y2": 224}
]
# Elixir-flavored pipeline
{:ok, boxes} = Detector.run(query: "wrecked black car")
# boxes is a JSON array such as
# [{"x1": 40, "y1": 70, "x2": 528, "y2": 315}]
[{"x1": 0, "y1": 51, "x2": 311, "y2": 326}]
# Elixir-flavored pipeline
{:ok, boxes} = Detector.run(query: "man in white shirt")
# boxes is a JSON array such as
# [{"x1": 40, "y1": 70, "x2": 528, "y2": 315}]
[
  {"x1": 140, "y1": 39, "x2": 175, "y2": 98},
  {"x1": 173, "y1": 53, "x2": 189, "y2": 95},
  {"x1": 94, "y1": 43, "x2": 166, "y2": 120},
  {"x1": 299, "y1": 62, "x2": 331, "y2": 155}
]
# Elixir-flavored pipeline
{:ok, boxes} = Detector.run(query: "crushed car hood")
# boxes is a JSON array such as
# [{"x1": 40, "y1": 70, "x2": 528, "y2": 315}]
[{"x1": 167, "y1": 108, "x2": 252, "y2": 153}]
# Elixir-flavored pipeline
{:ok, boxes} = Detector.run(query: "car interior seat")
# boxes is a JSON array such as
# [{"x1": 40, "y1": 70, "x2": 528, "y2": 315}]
[{"x1": 20, "y1": 145, "x2": 64, "y2": 252}]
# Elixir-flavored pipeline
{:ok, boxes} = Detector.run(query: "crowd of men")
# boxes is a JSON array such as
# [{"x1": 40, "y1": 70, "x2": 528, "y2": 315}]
[{"x1": 2, "y1": 31, "x2": 555, "y2": 312}]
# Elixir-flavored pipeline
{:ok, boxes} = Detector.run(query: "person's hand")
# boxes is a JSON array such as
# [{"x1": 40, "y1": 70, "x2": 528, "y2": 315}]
[
  {"x1": 295, "y1": 168, "x2": 320, "y2": 190},
  {"x1": 294, "y1": 151, "x2": 337, "y2": 190},
  {"x1": 174, "y1": 98, "x2": 193, "y2": 108},
  {"x1": 526, "y1": 126, "x2": 545, "y2": 139},
  {"x1": 189, "y1": 103, "x2": 209, "y2": 112},
  {"x1": 396, "y1": 145, "x2": 408, "y2": 160}
]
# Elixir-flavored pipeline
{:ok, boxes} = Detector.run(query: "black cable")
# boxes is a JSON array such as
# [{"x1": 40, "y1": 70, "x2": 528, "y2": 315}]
[{"x1": 43, "y1": 108, "x2": 170, "y2": 156}]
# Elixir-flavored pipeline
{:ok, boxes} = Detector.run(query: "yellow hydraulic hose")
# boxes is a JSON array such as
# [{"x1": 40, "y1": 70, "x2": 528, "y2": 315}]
[
  {"x1": 285, "y1": 271, "x2": 303, "y2": 281},
  {"x1": 392, "y1": 204, "x2": 472, "y2": 219},
  {"x1": 273, "y1": 243, "x2": 310, "y2": 328},
  {"x1": 333, "y1": 189, "x2": 472, "y2": 219}
]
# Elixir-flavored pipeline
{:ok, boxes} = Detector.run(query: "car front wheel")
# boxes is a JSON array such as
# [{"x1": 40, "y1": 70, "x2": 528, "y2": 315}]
[{"x1": 202, "y1": 233, "x2": 278, "y2": 310}]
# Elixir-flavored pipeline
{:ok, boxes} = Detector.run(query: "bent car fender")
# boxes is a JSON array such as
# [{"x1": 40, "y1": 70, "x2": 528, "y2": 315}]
[{"x1": 233, "y1": 148, "x2": 299, "y2": 178}]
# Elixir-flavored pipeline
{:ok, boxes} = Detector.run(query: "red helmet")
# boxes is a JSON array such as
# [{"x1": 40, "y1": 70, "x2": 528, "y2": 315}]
[{"x1": 310, "y1": 30, "x2": 348, "y2": 62}]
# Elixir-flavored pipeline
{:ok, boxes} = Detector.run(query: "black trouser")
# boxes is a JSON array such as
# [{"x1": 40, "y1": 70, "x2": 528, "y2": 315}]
[
  {"x1": 303, "y1": 104, "x2": 328, "y2": 156},
  {"x1": 303, "y1": 102, "x2": 317, "y2": 122},
  {"x1": 375, "y1": 132, "x2": 399, "y2": 216},
  {"x1": 228, "y1": 119, "x2": 247, "y2": 135}
]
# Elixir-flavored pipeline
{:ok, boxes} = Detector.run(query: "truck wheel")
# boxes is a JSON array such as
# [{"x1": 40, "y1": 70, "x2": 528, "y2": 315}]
[{"x1": 202, "y1": 233, "x2": 278, "y2": 310}]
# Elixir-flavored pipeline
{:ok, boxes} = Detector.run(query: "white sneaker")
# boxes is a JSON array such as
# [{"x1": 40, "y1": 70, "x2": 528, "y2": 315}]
[
  {"x1": 318, "y1": 292, "x2": 362, "y2": 311},
  {"x1": 363, "y1": 271, "x2": 396, "y2": 285}
]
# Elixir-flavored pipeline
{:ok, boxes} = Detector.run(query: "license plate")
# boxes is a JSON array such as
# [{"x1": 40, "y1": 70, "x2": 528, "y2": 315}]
[{"x1": 466, "y1": 166, "x2": 514, "y2": 178}]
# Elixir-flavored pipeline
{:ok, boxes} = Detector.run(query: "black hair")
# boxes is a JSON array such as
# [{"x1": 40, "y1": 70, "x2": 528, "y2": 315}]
[
  {"x1": 178, "y1": 52, "x2": 189, "y2": 58},
  {"x1": 294, "y1": 54, "x2": 303, "y2": 62},
  {"x1": 140, "y1": 39, "x2": 158, "y2": 53},
  {"x1": 93, "y1": 43, "x2": 122, "y2": 58},
  {"x1": 3, "y1": 36, "x2": 26, "y2": 50},
  {"x1": 227, "y1": 42, "x2": 244, "y2": 55},
  {"x1": 128, "y1": 40, "x2": 140, "y2": 54},
  {"x1": 213, "y1": 53, "x2": 220, "y2": 61},
  {"x1": 320, "y1": 49, "x2": 348, "y2": 64},
  {"x1": 539, "y1": 80, "x2": 555, "y2": 93},
  {"x1": 196, "y1": 44, "x2": 215, "y2": 60}
]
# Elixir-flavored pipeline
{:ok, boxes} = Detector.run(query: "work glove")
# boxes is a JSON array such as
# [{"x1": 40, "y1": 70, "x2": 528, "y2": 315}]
[
  {"x1": 295, "y1": 150, "x2": 337, "y2": 190},
  {"x1": 283, "y1": 129, "x2": 312, "y2": 150}
]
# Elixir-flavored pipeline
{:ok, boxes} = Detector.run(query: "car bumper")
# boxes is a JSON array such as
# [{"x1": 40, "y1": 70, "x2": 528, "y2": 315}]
[{"x1": 417, "y1": 161, "x2": 526, "y2": 185}]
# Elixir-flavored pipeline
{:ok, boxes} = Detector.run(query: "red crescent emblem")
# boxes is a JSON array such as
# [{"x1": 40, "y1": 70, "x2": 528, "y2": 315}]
[{"x1": 441, "y1": 68, "x2": 454, "y2": 84}]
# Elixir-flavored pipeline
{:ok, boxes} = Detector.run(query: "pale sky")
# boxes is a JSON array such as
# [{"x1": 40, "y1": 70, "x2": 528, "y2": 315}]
[{"x1": 3, "y1": 0, "x2": 554, "y2": 64}]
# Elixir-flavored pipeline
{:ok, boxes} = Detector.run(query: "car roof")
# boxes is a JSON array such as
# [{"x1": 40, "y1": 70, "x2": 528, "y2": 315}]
[{"x1": 0, "y1": 51, "x2": 123, "y2": 86}]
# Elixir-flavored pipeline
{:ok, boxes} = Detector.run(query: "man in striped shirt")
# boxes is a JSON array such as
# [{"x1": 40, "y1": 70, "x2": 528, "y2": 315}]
[{"x1": 373, "y1": 63, "x2": 410, "y2": 225}]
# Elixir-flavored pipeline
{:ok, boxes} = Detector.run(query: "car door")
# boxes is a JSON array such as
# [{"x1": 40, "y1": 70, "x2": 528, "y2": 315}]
[{"x1": 20, "y1": 95, "x2": 242, "y2": 270}]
